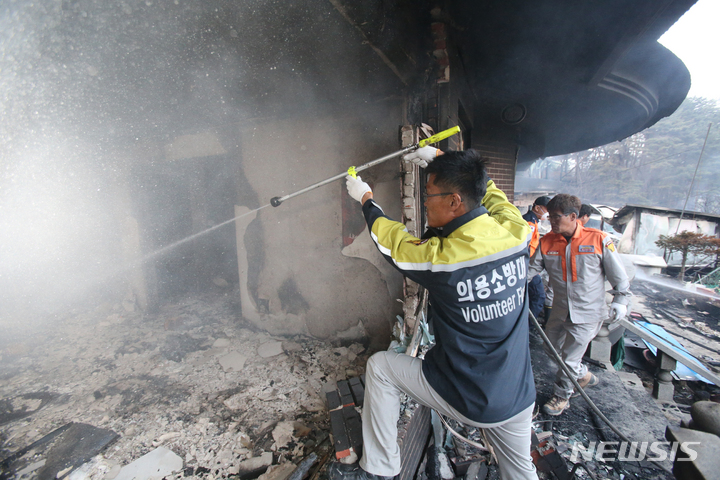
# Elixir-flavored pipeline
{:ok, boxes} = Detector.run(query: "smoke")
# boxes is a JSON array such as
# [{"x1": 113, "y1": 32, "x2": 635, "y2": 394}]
[
  {"x1": 0, "y1": 133, "x2": 122, "y2": 319},
  {"x1": 0, "y1": 0, "x2": 407, "y2": 335}
]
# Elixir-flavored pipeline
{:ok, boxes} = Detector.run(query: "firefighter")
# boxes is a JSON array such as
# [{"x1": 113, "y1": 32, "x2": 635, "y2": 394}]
[
  {"x1": 331, "y1": 147, "x2": 538, "y2": 480},
  {"x1": 522, "y1": 196, "x2": 551, "y2": 321},
  {"x1": 529, "y1": 194, "x2": 630, "y2": 416}
]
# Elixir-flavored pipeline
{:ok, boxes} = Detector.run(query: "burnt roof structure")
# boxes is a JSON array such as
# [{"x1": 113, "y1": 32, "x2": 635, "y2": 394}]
[
  {"x1": 3, "y1": 0, "x2": 694, "y2": 166},
  {"x1": 350, "y1": 0, "x2": 696, "y2": 166},
  {"x1": 451, "y1": 0, "x2": 695, "y2": 165}
]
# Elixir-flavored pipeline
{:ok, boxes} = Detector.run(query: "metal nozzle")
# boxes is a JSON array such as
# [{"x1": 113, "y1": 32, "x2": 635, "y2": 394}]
[{"x1": 266, "y1": 125, "x2": 461, "y2": 208}]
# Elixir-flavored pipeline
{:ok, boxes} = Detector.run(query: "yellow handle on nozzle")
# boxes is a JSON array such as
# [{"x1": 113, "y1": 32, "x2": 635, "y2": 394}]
[
  {"x1": 418, "y1": 126, "x2": 461, "y2": 148},
  {"x1": 347, "y1": 166, "x2": 357, "y2": 179}
]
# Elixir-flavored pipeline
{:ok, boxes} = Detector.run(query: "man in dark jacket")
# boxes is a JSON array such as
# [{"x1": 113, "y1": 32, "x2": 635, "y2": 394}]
[
  {"x1": 329, "y1": 147, "x2": 538, "y2": 480},
  {"x1": 523, "y1": 196, "x2": 551, "y2": 320}
]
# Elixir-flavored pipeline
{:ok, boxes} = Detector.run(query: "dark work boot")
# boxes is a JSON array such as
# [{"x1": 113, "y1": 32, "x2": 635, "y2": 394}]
[{"x1": 327, "y1": 462, "x2": 396, "y2": 480}]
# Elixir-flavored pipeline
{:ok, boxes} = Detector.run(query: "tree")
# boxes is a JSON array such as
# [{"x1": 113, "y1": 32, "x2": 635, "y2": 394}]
[
  {"x1": 655, "y1": 231, "x2": 717, "y2": 281},
  {"x1": 524, "y1": 97, "x2": 720, "y2": 211}
]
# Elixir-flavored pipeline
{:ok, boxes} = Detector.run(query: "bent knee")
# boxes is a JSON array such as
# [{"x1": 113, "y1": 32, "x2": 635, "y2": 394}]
[{"x1": 367, "y1": 351, "x2": 392, "y2": 373}]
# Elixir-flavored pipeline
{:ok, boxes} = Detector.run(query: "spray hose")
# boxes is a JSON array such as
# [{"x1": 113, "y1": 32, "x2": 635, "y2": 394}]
[
  {"x1": 528, "y1": 311, "x2": 673, "y2": 475},
  {"x1": 269, "y1": 126, "x2": 460, "y2": 207},
  {"x1": 528, "y1": 311, "x2": 631, "y2": 443}
]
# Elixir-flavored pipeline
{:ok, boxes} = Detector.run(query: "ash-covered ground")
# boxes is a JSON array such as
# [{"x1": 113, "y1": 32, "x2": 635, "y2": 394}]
[
  {"x1": 2, "y1": 274, "x2": 720, "y2": 480},
  {"x1": 529, "y1": 276, "x2": 720, "y2": 480},
  {"x1": 0, "y1": 291, "x2": 370, "y2": 478}
]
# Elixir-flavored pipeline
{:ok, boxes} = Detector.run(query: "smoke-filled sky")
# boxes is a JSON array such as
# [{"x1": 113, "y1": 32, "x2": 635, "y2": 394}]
[{"x1": 660, "y1": 0, "x2": 720, "y2": 100}]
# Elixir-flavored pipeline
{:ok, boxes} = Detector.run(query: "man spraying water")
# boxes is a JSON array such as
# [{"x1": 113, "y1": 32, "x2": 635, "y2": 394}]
[{"x1": 329, "y1": 147, "x2": 538, "y2": 480}]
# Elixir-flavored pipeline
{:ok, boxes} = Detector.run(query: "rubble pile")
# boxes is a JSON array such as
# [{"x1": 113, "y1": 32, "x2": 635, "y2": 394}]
[
  {"x1": 627, "y1": 280, "x2": 720, "y2": 407},
  {"x1": 0, "y1": 293, "x2": 370, "y2": 478}
]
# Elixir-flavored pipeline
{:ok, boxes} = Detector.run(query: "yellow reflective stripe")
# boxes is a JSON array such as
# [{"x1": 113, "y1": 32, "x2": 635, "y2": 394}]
[
  {"x1": 370, "y1": 217, "x2": 442, "y2": 265},
  {"x1": 481, "y1": 180, "x2": 530, "y2": 242},
  {"x1": 370, "y1": 214, "x2": 531, "y2": 272}
]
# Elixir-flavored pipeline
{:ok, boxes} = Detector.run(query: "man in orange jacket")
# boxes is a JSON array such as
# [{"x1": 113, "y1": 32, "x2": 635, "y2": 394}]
[{"x1": 529, "y1": 194, "x2": 630, "y2": 416}]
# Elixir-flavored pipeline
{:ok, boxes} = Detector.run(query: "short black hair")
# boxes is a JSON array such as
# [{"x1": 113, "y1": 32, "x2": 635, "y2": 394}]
[
  {"x1": 579, "y1": 204, "x2": 594, "y2": 218},
  {"x1": 425, "y1": 149, "x2": 488, "y2": 210},
  {"x1": 534, "y1": 196, "x2": 552, "y2": 207},
  {"x1": 547, "y1": 194, "x2": 581, "y2": 216}
]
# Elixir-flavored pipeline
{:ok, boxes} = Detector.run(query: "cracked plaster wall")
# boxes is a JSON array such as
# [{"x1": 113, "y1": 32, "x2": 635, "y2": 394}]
[{"x1": 234, "y1": 112, "x2": 404, "y2": 342}]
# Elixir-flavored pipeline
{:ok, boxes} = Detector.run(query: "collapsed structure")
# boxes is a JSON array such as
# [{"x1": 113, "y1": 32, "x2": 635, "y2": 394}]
[
  {"x1": 0, "y1": 0, "x2": 696, "y2": 341},
  {"x1": 0, "y1": 0, "x2": 707, "y2": 478}
]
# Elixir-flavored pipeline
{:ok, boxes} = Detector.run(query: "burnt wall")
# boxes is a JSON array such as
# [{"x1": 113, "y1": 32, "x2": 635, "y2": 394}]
[{"x1": 0, "y1": 0, "x2": 412, "y2": 343}]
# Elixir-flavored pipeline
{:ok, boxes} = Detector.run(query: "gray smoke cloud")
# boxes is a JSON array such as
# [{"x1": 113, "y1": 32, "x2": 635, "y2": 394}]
[{"x1": 0, "y1": 0, "x2": 405, "y2": 324}]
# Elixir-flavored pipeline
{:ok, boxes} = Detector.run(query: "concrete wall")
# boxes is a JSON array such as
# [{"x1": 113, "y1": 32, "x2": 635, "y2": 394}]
[
  {"x1": 233, "y1": 112, "x2": 405, "y2": 340},
  {"x1": 121, "y1": 107, "x2": 406, "y2": 343}
]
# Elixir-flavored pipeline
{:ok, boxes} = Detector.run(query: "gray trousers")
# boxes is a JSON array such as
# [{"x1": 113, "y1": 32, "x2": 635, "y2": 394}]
[
  {"x1": 544, "y1": 315, "x2": 603, "y2": 399},
  {"x1": 359, "y1": 351, "x2": 537, "y2": 480}
]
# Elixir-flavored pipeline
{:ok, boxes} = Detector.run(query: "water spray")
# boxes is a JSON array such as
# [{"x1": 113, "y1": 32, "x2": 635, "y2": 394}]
[
  {"x1": 125, "y1": 127, "x2": 461, "y2": 266},
  {"x1": 269, "y1": 126, "x2": 461, "y2": 207}
]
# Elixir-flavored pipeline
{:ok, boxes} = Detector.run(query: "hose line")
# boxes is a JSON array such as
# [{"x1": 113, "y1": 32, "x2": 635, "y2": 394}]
[
  {"x1": 529, "y1": 311, "x2": 673, "y2": 475},
  {"x1": 528, "y1": 311, "x2": 631, "y2": 443}
]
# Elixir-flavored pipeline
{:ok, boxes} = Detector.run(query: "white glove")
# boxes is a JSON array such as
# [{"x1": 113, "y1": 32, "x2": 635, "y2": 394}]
[
  {"x1": 345, "y1": 175, "x2": 372, "y2": 203},
  {"x1": 403, "y1": 146, "x2": 440, "y2": 168},
  {"x1": 609, "y1": 303, "x2": 627, "y2": 323}
]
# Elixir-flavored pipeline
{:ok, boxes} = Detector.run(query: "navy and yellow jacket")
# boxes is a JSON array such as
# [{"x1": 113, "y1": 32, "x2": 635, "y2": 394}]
[{"x1": 362, "y1": 180, "x2": 536, "y2": 423}]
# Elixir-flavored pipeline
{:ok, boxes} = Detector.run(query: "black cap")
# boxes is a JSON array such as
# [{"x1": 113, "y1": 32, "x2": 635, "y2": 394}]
[{"x1": 533, "y1": 195, "x2": 552, "y2": 207}]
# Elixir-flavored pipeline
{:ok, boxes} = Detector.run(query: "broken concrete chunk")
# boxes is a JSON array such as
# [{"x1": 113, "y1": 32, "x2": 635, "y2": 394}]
[
  {"x1": 272, "y1": 421, "x2": 295, "y2": 449},
  {"x1": 114, "y1": 446, "x2": 183, "y2": 480},
  {"x1": 238, "y1": 432, "x2": 253, "y2": 448},
  {"x1": 333, "y1": 347, "x2": 349, "y2": 358},
  {"x1": 223, "y1": 393, "x2": 245, "y2": 410},
  {"x1": 219, "y1": 351, "x2": 247, "y2": 372},
  {"x1": 258, "y1": 388, "x2": 280, "y2": 402},
  {"x1": 152, "y1": 432, "x2": 181, "y2": 446},
  {"x1": 213, "y1": 338, "x2": 231, "y2": 348},
  {"x1": 336, "y1": 320, "x2": 367, "y2": 341},
  {"x1": 301, "y1": 396, "x2": 325, "y2": 413},
  {"x1": 282, "y1": 341, "x2": 302, "y2": 353},
  {"x1": 257, "y1": 462, "x2": 297, "y2": 480},
  {"x1": 258, "y1": 341, "x2": 284, "y2": 358},
  {"x1": 236, "y1": 451, "x2": 273, "y2": 477},
  {"x1": 691, "y1": 401, "x2": 720, "y2": 436}
]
